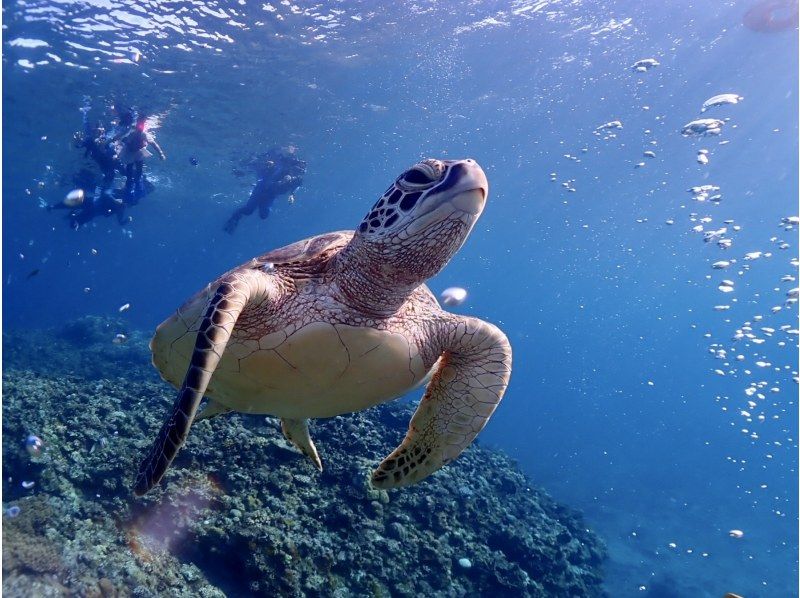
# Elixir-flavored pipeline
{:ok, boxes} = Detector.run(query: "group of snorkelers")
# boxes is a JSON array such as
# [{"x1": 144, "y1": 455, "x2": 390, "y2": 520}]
[
  {"x1": 53, "y1": 99, "x2": 307, "y2": 233},
  {"x1": 51, "y1": 102, "x2": 166, "y2": 229}
]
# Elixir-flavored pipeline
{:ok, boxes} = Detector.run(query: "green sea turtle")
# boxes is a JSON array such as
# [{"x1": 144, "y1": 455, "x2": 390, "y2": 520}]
[{"x1": 135, "y1": 158, "x2": 512, "y2": 496}]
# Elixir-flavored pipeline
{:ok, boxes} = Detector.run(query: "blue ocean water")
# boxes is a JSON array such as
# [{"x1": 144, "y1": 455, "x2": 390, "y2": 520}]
[{"x1": 2, "y1": 0, "x2": 797, "y2": 596}]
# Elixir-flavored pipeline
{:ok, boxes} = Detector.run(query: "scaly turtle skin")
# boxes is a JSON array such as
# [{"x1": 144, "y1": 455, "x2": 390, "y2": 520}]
[{"x1": 135, "y1": 158, "x2": 512, "y2": 496}]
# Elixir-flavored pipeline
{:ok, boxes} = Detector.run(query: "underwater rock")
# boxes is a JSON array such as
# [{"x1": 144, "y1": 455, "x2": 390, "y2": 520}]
[{"x1": 2, "y1": 324, "x2": 607, "y2": 597}]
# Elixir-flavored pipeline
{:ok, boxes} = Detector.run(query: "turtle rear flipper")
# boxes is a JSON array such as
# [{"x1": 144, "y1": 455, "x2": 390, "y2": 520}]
[
  {"x1": 196, "y1": 400, "x2": 233, "y2": 421},
  {"x1": 371, "y1": 317, "x2": 511, "y2": 489},
  {"x1": 281, "y1": 418, "x2": 323, "y2": 471},
  {"x1": 134, "y1": 270, "x2": 273, "y2": 496}
]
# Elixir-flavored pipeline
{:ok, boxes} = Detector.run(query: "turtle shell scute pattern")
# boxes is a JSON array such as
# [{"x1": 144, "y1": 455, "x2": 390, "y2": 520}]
[{"x1": 256, "y1": 231, "x2": 354, "y2": 267}]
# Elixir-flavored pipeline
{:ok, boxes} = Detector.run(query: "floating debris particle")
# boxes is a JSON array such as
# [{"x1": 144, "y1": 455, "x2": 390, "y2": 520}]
[
  {"x1": 118, "y1": 303, "x2": 131, "y2": 313},
  {"x1": 701, "y1": 94, "x2": 743, "y2": 112},
  {"x1": 681, "y1": 119, "x2": 725, "y2": 137},
  {"x1": 704, "y1": 228, "x2": 727, "y2": 243},
  {"x1": 718, "y1": 280, "x2": 735, "y2": 293},
  {"x1": 688, "y1": 185, "x2": 721, "y2": 202},
  {"x1": 781, "y1": 216, "x2": 799, "y2": 228},
  {"x1": 5, "y1": 506, "x2": 21, "y2": 519},
  {"x1": 440, "y1": 287, "x2": 468, "y2": 307},
  {"x1": 594, "y1": 120, "x2": 623, "y2": 133},
  {"x1": 21, "y1": 480, "x2": 35, "y2": 489},
  {"x1": 728, "y1": 529, "x2": 744, "y2": 539},
  {"x1": 712, "y1": 260, "x2": 731, "y2": 269},
  {"x1": 697, "y1": 149, "x2": 709, "y2": 165},
  {"x1": 631, "y1": 58, "x2": 660, "y2": 72},
  {"x1": 112, "y1": 333, "x2": 128, "y2": 345}
]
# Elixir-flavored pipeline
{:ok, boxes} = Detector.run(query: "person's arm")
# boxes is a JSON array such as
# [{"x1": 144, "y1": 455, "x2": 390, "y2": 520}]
[{"x1": 149, "y1": 138, "x2": 166, "y2": 160}]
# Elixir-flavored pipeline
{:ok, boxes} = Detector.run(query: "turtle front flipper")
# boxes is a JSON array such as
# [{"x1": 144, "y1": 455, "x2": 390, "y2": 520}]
[
  {"x1": 281, "y1": 418, "x2": 323, "y2": 471},
  {"x1": 371, "y1": 317, "x2": 512, "y2": 489},
  {"x1": 134, "y1": 270, "x2": 273, "y2": 496}
]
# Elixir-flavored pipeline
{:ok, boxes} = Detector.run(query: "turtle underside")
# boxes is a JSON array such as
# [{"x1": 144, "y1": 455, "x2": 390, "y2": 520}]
[{"x1": 151, "y1": 231, "x2": 440, "y2": 420}]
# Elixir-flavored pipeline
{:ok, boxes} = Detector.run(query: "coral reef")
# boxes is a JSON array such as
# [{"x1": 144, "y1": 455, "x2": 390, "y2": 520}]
[
  {"x1": 2, "y1": 316, "x2": 152, "y2": 381},
  {"x1": 2, "y1": 320, "x2": 606, "y2": 597}
]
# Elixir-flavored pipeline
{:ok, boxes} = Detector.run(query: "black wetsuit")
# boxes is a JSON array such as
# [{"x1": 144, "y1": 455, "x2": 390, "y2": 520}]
[
  {"x1": 49, "y1": 190, "x2": 127, "y2": 228},
  {"x1": 225, "y1": 157, "x2": 305, "y2": 233},
  {"x1": 81, "y1": 135, "x2": 118, "y2": 197},
  {"x1": 70, "y1": 195, "x2": 127, "y2": 227}
]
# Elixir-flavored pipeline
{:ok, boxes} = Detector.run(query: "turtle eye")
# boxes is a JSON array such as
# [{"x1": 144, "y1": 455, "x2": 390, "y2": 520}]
[{"x1": 401, "y1": 168, "x2": 434, "y2": 186}]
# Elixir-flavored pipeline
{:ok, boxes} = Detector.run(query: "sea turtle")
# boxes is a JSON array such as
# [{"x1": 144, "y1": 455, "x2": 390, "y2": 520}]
[{"x1": 134, "y1": 158, "x2": 512, "y2": 496}]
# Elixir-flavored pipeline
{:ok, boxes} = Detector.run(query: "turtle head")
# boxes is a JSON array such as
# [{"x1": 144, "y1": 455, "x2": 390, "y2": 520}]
[{"x1": 354, "y1": 158, "x2": 488, "y2": 285}]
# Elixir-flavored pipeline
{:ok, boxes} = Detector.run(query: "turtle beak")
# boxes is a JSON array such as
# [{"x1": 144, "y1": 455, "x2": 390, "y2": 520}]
[
  {"x1": 448, "y1": 159, "x2": 488, "y2": 215},
  {"x1": 403, "y1": 160, "x2": 488, "y2": 237}
]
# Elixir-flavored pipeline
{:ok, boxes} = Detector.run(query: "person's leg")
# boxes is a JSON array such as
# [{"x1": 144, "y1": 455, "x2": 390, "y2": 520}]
[
  {"x1": 257, "y1": 190, "x2": 277, "y2": 219},
  {"x1": 224, "y1": 191, "x2": 259, "y2": 233},
  {"x1": 129, "y1": 161, "x2": 144, "y2": 204},
  {"x1": 101, "y1": 168, "x2": 115, "y2": 199},
  {"x1": 134, "y1": 161, "x2": 144, "y2": 193},
  {"x1": 124, "y1": 163, "x2": 134, "y2": 197},
  {"x1": 115, "y1": 202, "x2": 128, "y2": 224}
]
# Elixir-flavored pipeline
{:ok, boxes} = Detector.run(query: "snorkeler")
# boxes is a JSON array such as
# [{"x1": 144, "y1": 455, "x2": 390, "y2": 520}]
[
  {"x1": 75, "y1": 121, "x2": 119, "y2": 201},
  {"x1": 224, "y1": 147, "x2": 306, "y2": 234},
  {"x1": 65, "y1": 192, "x2": 129, "y2": 228},
  {"x1": 48, "y1": 169, "x2": 129, "y2": 229},
  {"x1": 115, "y1": 115, "x2": 166, "y2": 203}
]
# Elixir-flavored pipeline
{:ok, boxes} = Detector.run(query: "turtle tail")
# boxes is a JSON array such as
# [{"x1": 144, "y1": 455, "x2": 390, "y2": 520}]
[{"x1": 134, "y1": 278, "x2": 250, "y2": 496}]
